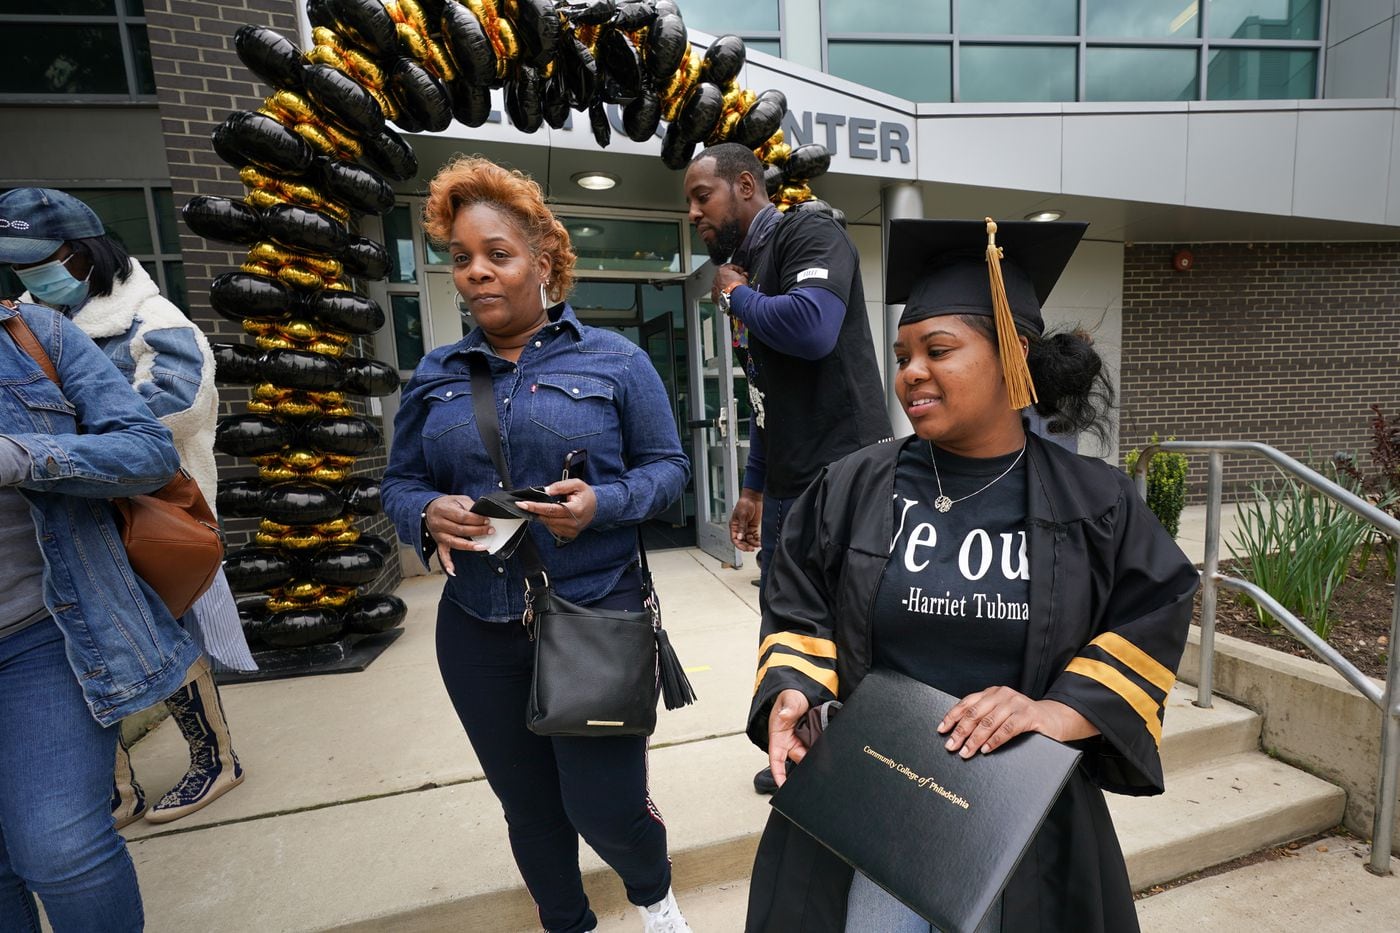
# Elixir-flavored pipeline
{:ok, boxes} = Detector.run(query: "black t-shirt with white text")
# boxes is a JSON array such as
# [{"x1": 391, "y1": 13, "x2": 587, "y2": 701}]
[{"x1": 873, "y1": 437, "x2": 1030, "y2": 699}]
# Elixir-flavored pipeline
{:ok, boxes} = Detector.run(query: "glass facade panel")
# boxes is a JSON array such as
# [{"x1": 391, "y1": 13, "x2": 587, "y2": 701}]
[
  {"x1": 153, "y1": 188, "x2": 180, "y2": 252},
  {"x1": 2, "y1": 24, "x2": 129, "y2": 94},
  {"x1": 744, "y1": 39, "x2": 782, "y2": 58},
  {"x1": 390, "y1": 294, "x2": 425, "y2": 371},
  {"x1": 130, "y1": 24, "x2": 155, "y2": 94},
  {"x1": 571, "y1": 281, "x2": 641, "y2": 324},
  {"x1": 423, "y1": 234, "x2": 451, "y2": 266},
  {"x1": 384, "y1": 205, "x2": 418, "y2": 283},
  {"x1": 682, "y1": 0, "x2": 778, "y2": 34},
  {"x1": 827, "y1": 42, "x2": 951, "y2": 101},
  {"x1": 70, "y1": 188, "x2": 152, "y2": 253},
  {"x1": 0, "y1": 0, "x2": 112, "y2": 13},
  {"x1": 1086, "y1": 47, "x2": 1199, "y2": 101},
  {"x1": 162, "y1": 260, "x2": 187, "y2": 312},
  {"x1": 1207, "y1": 47, "x2": 1316, "y2": 99},
  {"x1": 960, "y1": 45, "x2": 1076, "y2": 103},
  {"x1": 566, "y1": 218, "x2": 682, "y2": 273},
  {"x1": 958, "y1": 0, "x2": 1077, "y2": 37},
  {"x1": 1087, "y1": 0, "x2": 1200, "y2": 38},
  {"x1": 1208, "y1": 0, "x2": 1319, "y2": 40},
  {"x1": 826, "y1": 0, "x2": 948, "y2": 34},
  {"x1": 124, "y1": 0, "x2": 144, "y2": 14}
]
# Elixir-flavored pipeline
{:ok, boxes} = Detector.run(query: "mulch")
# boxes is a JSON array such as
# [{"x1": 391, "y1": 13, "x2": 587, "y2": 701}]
[{"x1": 1193, "y1": 555, "x2": 1397, "y2": 681}]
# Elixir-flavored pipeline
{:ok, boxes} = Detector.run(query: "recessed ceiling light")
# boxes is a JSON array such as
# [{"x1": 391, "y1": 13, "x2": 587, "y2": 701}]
[
  {"x1": 567, "y1": 222, "x2": 605, "y2": 238},
  {"x1": 572, "y1": 171, "x2": 618, "y2": 191},
  {"x1": 1025, "y1": 209, "x2": 1064, "y2": 222}
]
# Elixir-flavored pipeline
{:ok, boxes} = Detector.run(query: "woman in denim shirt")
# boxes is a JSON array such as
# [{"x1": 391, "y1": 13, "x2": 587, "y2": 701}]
[
  {"x1": 0, "y1": 297, "x2": 198, "y2": 932},
  {"x1": 382, "y1": 157, "x2": 692, "y2": 933}
]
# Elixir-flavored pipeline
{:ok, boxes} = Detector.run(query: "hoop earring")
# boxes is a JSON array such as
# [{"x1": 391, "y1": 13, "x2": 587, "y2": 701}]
[
  {"x1": 539, "y1": 280, "x2": 550, "y2": 310},
  {"x1": 456, "y1": 293, "x2": 469, "y2": 316}
]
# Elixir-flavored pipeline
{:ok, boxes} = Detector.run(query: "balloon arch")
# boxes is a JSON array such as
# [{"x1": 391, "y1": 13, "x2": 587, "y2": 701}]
[{"x1": 189, "y1": 0, "x2": 835, "y2": 653}]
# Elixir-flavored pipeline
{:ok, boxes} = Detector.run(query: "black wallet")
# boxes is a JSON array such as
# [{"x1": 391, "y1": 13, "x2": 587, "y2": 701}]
[
  {"x1": 468, "y1": 487, "x2": 558, "y2": 520},
  {"x1": 770, "y1": 669, "x2": 1082, "y2": 933}
]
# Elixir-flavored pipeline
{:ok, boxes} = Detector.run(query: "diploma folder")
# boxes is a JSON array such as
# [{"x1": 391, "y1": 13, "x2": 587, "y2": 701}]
[{"x1": 769, "y1": 668, "x2": 1082, "y2": 933}]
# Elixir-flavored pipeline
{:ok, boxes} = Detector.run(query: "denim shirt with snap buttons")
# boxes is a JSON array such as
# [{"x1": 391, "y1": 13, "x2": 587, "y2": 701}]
[{"x1": 383, "y1": 303, "x2": 691, "y2": 623}]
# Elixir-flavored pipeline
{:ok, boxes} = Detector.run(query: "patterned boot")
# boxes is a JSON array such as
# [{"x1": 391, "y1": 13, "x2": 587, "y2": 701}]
[
  {"x1": 145, "y1": 667, "x2": 245, "y2": 824},
  {"x1": 111, "y1": 730, "x2": 147, "y2": 830}
]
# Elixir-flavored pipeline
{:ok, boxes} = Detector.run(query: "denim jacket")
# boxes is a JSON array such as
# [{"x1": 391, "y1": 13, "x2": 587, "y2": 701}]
[
  {"x1": 0, "y1": 301, "x2": 198, "y2": 726},
  {"x1": 382, "y1": 303, "x2": 690, "y2": 622}
]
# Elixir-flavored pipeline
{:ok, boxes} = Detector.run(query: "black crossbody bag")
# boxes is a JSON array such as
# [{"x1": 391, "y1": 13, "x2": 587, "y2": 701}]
[{"x1": 467, "y1": 355, "x2": 695, "y2": 736}]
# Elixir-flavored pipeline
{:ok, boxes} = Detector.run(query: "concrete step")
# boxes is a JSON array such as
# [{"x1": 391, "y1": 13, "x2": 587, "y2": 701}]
[
  {"x1": 1159, "y1": 683, "x2": 1262, "y2": 774},
  {"x1": 1111, "y1": 751, "x2": 1347, "y2": 891}
]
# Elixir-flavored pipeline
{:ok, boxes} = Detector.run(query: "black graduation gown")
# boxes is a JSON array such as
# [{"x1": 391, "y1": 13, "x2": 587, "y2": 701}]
[{"x1": 744, "y1": 433, "x2": 1200, "y2": 933}]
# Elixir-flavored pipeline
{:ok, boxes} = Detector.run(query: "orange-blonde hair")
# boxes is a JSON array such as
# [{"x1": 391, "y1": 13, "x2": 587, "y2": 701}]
[{"x1": 422, "y1": 155, "x2": 577, "y2": 301}]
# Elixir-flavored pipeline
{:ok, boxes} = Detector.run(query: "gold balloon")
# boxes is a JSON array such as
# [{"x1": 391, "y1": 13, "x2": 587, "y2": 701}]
[
  {"x1": 275, "y1": 399, "x2": 323, "y2": 419},
  {"x1": 260, "y1": 518, "x2": 291, "y2": 534},
  {"x1": 309, "y1": 465, "x2": 351, "y2": 483},
  {"x1": 313, "y1": 588, "x2": 356, "y2": 609},
  {"x1": 323, "y1": 404, "x2": 355, "y2": 418},
  {"x1": 318, "y1": 330, "x2": 351, "y2": 346},
  {"x1": 248, "y1": 241, "x2": 292, "y2": 265},
  {"x1": 255, "y1": 334, "x2": 298, "y2": 351},
  {"x1": 280, "y1": 319, "x2": 323, "y2": 342},
  {"x1": 343, "y1": 48, "x2": 387, "y2": 90},
  {"x1": 306, "y1": 339, "x2": 347, "y2": 358},
  {"x1": 253, "y1": 383, "x2": 293, "y2": 402},
  {"x1": 315, "y1": 517, "x2": 353, "y2": 535},
  {"x1": 259, "y1": 463, "x2": 299, "y2": 482},
  {"x1": 284, "y1": 448, "x2": 324, "y2": 470},
  {"x1": 328, "y1": 528, "x2": 362, "y2": 546},
  {"x1": 241, "y1": 261, "x2": 278, "y2": 278},
  {"x1": 247, "y1": 400, "x2": 275, "y2": 415},
  {"x1": 266, "y1": 596, "x2": 302, "y2": 613},
  {"x1": 301, "y1": 255, "x2": 343, "y2": 277},
  {"x1": 254, "y1": 532, "x2": 283, "y2": 548},
  {"x1": 278, "y1": 265, "x2": 324, "y2": 291},
  {"x1": 322, "y1": 454, "x2": 357, "y2": 467},
  {"x1": 292, "y1": 123, "x2": 339, "y2": 157},
  {"x1": 281, "y1": 532, "x2": 326, "y2": 551},
  {"x1": 284, "y1": 579, "x2": 326, "y2": 600},
  {"x1": 306, "y1": 391, "x2": 345, "y2": 406},
  {"x1": 762, "y1": 142, "x2": 792, "y2": 165},
  {"x1": 242, "y1": 320, "x2": 276, "y2": 336}
]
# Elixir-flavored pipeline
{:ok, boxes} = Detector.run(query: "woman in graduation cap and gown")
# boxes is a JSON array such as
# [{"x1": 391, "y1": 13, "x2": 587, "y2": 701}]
[{"x1": 744, "y1": 219, "x2": 1199, "y2": 933}]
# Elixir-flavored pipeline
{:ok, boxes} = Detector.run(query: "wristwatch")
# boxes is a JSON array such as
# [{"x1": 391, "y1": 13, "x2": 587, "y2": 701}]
[{"x1": 716, "y1": 280, "x2": 743, "y2": 314}]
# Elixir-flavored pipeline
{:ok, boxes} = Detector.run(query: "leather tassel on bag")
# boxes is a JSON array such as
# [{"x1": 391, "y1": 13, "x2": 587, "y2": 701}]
[{"x1": 655, "y1": 626, "x2": 696, "y2": 710}]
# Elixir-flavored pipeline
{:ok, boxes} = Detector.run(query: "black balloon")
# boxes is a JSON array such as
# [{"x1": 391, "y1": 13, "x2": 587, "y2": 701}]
[
  {"x1": 217, "y1": 478, "x2": 267, "y2": 517},
  {"x1": 355, "y1": 534, "x2": 395, "y2": 559},
  {"x1": 733, "y1": 88, "x2": 786, "y2": 149},
  {"x1": 261, "y1": 203, "x2": 351, "y2": 258},
  {"x1": 317, "y1": 158, "x2": 396, "y2": 216},
  {"x1": 677, "y1": 81, "x2": 723, "y2": 145},
  {"x1": 505, "y1": 65, "x2": 545, "y2": 133},
  {"x1": 645, "y1": 13, "x2": 686, "y2": 81},
  {"x1": 660, "y1": 120, "x2": 696, "y2": 170},
  {"x1": 561, "y1": 35, "x2": 598, "y2": 110},
  {"x1": 209, "y1": 272, "x2": 292, "y2": 323},
  {"x1": 763, "y1": 163, "x2": 783, "y2": 198},
  {"x1": 514, "y1": 0, "x2": 561, "y2": 68},
  {"x1": 341, "y1": 358, "x2": 400, "y2": 397},
  {"x1": 588, "y1": 100, "x2": 611, "y2": 147},
  {"x1": 306, "y1": 545, "x2": 384, "y2": 585},
  {"x1": 305, "y1": 291, "x2": 385, "y2": 336},
  {"x1": 260, "y1": 349, "x2": 346, "y2": 391},
  {"x1": 542, "y1": 72, "x2": 571, "y2": 130},
  {"x1": 566, "y1": 0, "x2": 616, "y2": 26},
  {"x1": 341, "y1": 235, "x2": 391, "y2": 280},
  {"x1": 211, "y1": 342, "x2": 263, "y2": 384},
  {"x1": 262, "y1": 609, "x2": 347, "y2": 647},
  {"x1": 212, "y1": 111, "x2": 314, "y2": 177},
  {"x1": 236, "y1": 592, "x2": 272, "y2": 620},
  {"x1": 236, "y1": 25, "x2": 305, "y2": 91},
  {"x1": 362, "y1": 126, "x2": 420, "y2": 181},
  {"x1": 325, "y1": 0, "x2": 397, "y2": 58},
  {"x1": 701, "y1": 34, "x2": 746, "y2": 86},
  {"x1": 440, "y1": 1, "x2": 497, "y2": 88},
  {"x1": 340, "y1": 477, "x2": 382, "y2": 515},
  {"x1": 215, "y1": 415, "x2": 294, "y2": 457},
  {"x1": 599, "y1": 29, "x2": 643, "y2": 100},
  {"x1": 389, "y1": 57, "x2": 454, "y2": 133},
  {"x1": 302, "y1": 62, "x2": 385, "y2": 137},
  {"x1": 261, "y1": 481, "x2": 345, "y2": 525},
  {"x1": 623, "y1": 90, "x2": 661, "y2": 142},
  {"x1": 182, "y1": 196, "x2": 261, "y2": 246},
  {"x1": 345, "y1": 594, "x2": 407, "y2": 635},
  {"x1": 783, "y1": 143, "x2": 832, "y2": 183},
  {"x1": 224, "y1": 547, "x2": 296, "y2": 592},
  {"x1": 449, "y1": 79, "x2": 492, "y2": 128},
  {"x1": 302, "y1": 417, "x2": 382, "y2": 456},
  {"x1": 613, "y1": 0, "x2": 658, "y2": 29}
]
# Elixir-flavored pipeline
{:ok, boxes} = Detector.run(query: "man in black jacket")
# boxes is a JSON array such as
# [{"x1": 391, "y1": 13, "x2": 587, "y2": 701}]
[{"x1": 684, "y1": 144, "x2": 892, "y2": 793}]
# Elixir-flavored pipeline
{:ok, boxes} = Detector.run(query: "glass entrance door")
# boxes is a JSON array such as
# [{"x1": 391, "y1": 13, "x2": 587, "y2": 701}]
[{"x1": 684, "y1": 262, "x2": 744, "y2": 567}]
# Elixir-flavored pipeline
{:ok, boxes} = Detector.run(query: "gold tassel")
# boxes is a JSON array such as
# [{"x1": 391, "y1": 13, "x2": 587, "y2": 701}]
[{"x1": 985, "y1": 218, "x2": 1037, "y2": 411}]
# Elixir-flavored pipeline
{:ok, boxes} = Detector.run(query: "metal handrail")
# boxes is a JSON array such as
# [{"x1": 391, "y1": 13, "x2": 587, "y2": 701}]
[{"x1": 1133, "y1": 440, "x2": 1400, "y2": 876}]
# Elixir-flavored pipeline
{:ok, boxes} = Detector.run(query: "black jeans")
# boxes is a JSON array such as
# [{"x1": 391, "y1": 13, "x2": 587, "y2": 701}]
[{"x1": 436, "y1": 569, "x2": 670, "y2": 933}]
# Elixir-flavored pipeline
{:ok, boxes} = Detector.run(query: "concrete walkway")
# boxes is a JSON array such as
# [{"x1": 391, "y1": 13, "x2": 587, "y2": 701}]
[{"x1": 118, "y1": 502, "x2": 1365, "y2": 933}]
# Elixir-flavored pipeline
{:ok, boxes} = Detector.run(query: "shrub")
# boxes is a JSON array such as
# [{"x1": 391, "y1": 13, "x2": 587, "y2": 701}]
[
  {"x1": 1333, "y1": 403, "x2": 1400, "y2": 577},
  {"x1": 1124, "y1": 435, "x2": 1188, "y2": 538},
  {"x1": 1227, "y1": 469, "x2": 1371, "y2": 640}
]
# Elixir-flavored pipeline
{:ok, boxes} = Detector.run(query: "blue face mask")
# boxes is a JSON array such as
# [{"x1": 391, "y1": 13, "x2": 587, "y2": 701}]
[{"x1": 16, "y1": 254, "x2": 90, "y2": 309}]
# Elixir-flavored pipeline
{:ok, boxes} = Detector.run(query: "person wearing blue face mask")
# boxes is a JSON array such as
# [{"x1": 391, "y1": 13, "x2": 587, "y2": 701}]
[{"x1": 0, "y1": 188, "x2": 255, "y2": 833}]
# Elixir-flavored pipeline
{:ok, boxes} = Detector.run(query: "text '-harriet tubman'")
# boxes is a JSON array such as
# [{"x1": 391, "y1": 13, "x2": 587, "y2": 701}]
[{"x1": 863, "y1": 745, "x2": 971, "y2": 810}]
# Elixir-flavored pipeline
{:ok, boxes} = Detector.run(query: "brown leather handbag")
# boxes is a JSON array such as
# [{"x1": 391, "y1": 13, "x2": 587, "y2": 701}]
[{"x1": 1, "y1": 307, "x2": 224, "y2": 618}]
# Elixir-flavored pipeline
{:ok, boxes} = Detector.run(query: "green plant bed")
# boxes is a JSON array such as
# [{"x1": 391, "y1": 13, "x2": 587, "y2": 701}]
[{"x1": 1194, "y1": 554, "x2": 1396, "y2": 681}]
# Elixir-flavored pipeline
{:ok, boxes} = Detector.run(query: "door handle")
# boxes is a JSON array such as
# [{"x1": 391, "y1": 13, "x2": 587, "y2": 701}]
[
  {"x1": 687, "y1": 418, "x2": 715, "y2": 429},
  {"x1": 688, "y1": 408, "x2": 728, "y2": 437}
]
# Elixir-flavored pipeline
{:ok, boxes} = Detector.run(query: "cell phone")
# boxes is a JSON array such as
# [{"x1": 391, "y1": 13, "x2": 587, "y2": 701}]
[{"x1": 561, "y1": 448, "x2": 588, "y2": 481}]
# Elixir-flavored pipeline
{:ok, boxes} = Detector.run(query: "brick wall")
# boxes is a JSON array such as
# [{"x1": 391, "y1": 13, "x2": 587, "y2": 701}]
[
  {"x1": 145, "y1": 0, "x2": 402, "y2": 586},
  {"x1": 1119, "y1": 242, "x2": 1400, "y2": 501}
]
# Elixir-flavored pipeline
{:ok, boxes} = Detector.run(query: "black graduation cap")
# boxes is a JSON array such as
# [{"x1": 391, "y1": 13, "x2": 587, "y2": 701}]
[
  {"x1": 886, "y1": 218, "x2": 1088, "y2": 336},
  {"x1": 885, "y1": 217, "x2": 1088, "y2": 410}
]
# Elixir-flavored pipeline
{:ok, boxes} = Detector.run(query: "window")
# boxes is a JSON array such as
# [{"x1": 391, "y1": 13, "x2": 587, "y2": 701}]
[
  {"x1": 0, "y1": 0, "x2": 157, "y2": 98},
  {"x1": 823, "y1": 0, "x2": 1322, "y2": 102},
  {"x1": 0, "y1": 185, "x2": 185, "y2": 310},
  {"x1": 681, "y1": 0, "x2": 782, "y2": 58}
]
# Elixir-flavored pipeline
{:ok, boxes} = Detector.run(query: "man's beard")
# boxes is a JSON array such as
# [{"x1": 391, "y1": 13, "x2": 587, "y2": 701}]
[{"x1": 707, "y1": 218, "x2": 744, "y2": 264}]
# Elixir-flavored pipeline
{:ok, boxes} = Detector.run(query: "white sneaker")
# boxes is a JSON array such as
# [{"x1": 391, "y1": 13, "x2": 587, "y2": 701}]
[{"x1": 637, "y1": 887, "x2": 692, "y2": 933}]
